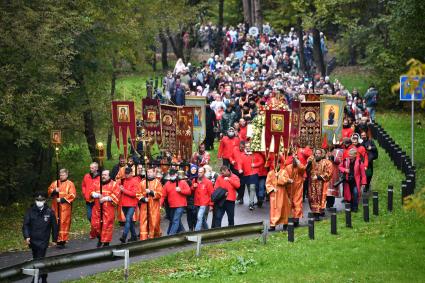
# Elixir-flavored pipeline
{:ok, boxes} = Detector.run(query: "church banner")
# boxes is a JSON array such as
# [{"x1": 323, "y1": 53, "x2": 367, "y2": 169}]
[
  {"x1": 320, "y1": 95, "x2": 346, "y2": 145},
  {"x1": 160, "y1": 104, "x2": 178, "y2": 155},
  {"x1": 299, "y1": 102, "x2": 322, "y2": 149},
  {"x1": 185, "y1": 96, "x2": 206, "y2": 145},
  {"x1": 142, "y1": 98, "x2": 162, "y2": 145},
  {"x1": 290, "y1": 100, "x2": 301, "y2": 147},
  {"x1": 177, "y1": 107, "x2": 194, "y2": 161},
  {"x1": 265, "y1": 110, "x2": 291, "y2": 153},
  {"x1": 111, "y1": 101, "x2": 137, "y2": 159}
]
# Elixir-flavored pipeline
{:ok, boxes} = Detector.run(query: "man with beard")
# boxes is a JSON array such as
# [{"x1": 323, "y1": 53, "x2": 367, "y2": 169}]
[
  {"x1": 137, "y1": 168, "x2": 163, "y2": 240},
  {"x1": 205, "y1": 104, "x2": 217, "y2": 150},
  {"x1": 161, "y1": 169, "x2": 191, "y2": 235},
  {"x1": 111, "y1": 154, "x2": 126, "y2": 180},
  {"x1": 218, "y1": 127, "x2": 240, "y2": 167},
  {"x1": 341, "y1": 118, "x2": 354, "y2": 140},
  {"x1": 361, "y1": 131, "x2": 378, "y2": 192},
  {"x1": 307, "y1": 149, "x2": 332, "y2": 221},
  {"x1": 191, "y1": 143, "x2": 211, "y2": 167},
  {"x1": 90, "y1": 170, "x2": 120, "y2": 247},
  {"x1": 81, "y1": 162, "x2": 100, "y2": 222}
]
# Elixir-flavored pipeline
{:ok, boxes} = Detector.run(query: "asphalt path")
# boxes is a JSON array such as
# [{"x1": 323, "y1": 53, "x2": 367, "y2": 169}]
[{"x1": 1, "y1": 193, "x2": 344, "y2": 283}]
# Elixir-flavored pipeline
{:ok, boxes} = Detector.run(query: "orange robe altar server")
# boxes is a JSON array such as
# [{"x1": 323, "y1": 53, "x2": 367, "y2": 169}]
[
  {"x1": 47, "y1": 179, "x2": 76, "y2": 243},
  {"x1": 265, "y1": 168, "x2": 291, "y2": 228},
  {"x1": 284, "y1": 160, "x2": 306, "y2": 221},
  {"x1": 136, "y1": 178, "x2": 163, "y2": 240}
]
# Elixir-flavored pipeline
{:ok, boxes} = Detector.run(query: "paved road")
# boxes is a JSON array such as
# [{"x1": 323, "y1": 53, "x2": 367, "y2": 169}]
[{"x1": 1, "y1": 194, "x2": 343, "y2": 282}]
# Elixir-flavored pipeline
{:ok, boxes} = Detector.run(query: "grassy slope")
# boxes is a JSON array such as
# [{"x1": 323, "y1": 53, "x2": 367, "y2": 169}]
[{"x1": 70, "y1": 108, "x2": 425, "y2": 282}]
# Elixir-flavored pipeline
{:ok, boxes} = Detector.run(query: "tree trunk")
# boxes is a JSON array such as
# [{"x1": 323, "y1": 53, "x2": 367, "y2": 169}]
[
  {"x1": 250, "y1": 0, "x2": 256, "y2": 27},
  {"x1": 166, "y1": 28, "x2": 184, "y2": 62},
  {"x1": 348, "y1": 36, "x2": 357, "y2": 65},
  {"x1": 159, "y1": 30, "x2": 169, "y2": 70},
  {"x1": 81, "y1": 83, "x2": 97, "y2": 160},
  {"x1": 242, "y1": 0, "x2": 252, "y2": 26},
  {"x1": 151, "y1": 45, "x2": 157, "y2": 72},
  {"x1": 297, "y1": 17, "x2": 306, "y2": 73},
  {"x1": 312, "y1": 28, "x2": 326, "y2": 77},
  {"x1": 215, "y1": 0, "x2": 224, "y2": 55},
  {"x1": 106, "y1": 58, "x2": 117, "y2": 160},
  {"x1": 253, "y1": 0, "x2": 262, "y2": 31}
]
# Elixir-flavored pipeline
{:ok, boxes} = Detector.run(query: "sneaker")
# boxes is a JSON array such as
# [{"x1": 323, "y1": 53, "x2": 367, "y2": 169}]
[
  {"x1": 119, "y1": 236, "x2": 126, "y2": 244},
  {"x1": 249, "y1": 205, "x2": 254, "y2": 211}
]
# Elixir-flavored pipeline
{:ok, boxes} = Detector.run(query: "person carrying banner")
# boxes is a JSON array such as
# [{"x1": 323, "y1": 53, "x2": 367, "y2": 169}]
[
  {"x1": 90, "y1": 170, "x2": 120, "y2": 247},
  {"x1": 137, "y1": 168, "x2": 163, "y2": 240},
  {"x1": 47, "y1": 168, "x2": 76, "y2": 247}
]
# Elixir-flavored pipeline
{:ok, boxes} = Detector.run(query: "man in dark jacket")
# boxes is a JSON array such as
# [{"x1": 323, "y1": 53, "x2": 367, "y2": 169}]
[
  {"x1": 22, "y1": 192, "x2": 58, "y2": 283},
  {"x1": 361, "y1": 131, "x2": 378, "y2": 191},
  {"x1": 220, "y1": 103, "x2": 237, "y2": 135}
]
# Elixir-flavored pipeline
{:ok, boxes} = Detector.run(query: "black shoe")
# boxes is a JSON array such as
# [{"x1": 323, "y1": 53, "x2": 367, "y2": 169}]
[
  {"x1": 119, "y1": 236, "x2": 126, "y2": 244},
  {"x1": 96, "y1": 240, "x2": 102, "y2": 248},
  {"x1": 320, "y1": 212, "x2": 325, "y2": 217},
  {"x1": 103, "y1": 242, "x2": 110, "y2": 247},
  {"x1": 257, "y1": 200, "x2": 263, "y2": 208},
  {"x1": 249, "y1": 205, "x2": 254, "y2": 211},
  {"x1": 238, "y1": 199, "x2": 244, "y2": 205},
  {"x1": 282, "y1": 224, "x2": 288, "y2": 231},
  {"x1": 268, "y1": 226, "x2": 276, "y2": 231},
  {"x1": 314, "y1": 214, "x2": 320, "y2": 221},
  {"x1": 294, "y1": 219, "x2": 299, "y2": 227},
  {"x1": 56, "y1": 241, "x2": 65, "y2": 249},
  {"x1": 119, "y1": 222, "x2": 125, "y2": 227}
]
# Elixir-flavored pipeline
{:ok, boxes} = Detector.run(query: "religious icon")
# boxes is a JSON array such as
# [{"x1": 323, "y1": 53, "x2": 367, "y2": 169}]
[
  {"x1": 193, "y1": 108, "x2": 201, "y2": 127},
  {"x1": 327, "y1": 106, "x2": 335, "y2": 125},
  {"x1": 147, "y1": 110, "x2": 157, "y2": 122},
  {"x1": 117, "y1": 105, "x2": 130, "y2": 122},
  {"x1": 179, "y1": 116, "x2": 188, "y2": 129},
  {"x1": 51, "y1": 130, "x2": 62, "y2": 145},
  {"x1": 271, "y1": 114, "x2": 284, "y2": 132},
  {"x1": 162, "y1": 114, "x2": 173, "y2": 126},
  {"x1": 304, "y1": 111, "x2": 316, "y2": 123}
]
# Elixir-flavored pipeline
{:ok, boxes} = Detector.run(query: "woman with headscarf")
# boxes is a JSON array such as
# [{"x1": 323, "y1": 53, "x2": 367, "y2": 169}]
[{"x1": 186, "y1": 164, "x2": 198, "y2": 231}]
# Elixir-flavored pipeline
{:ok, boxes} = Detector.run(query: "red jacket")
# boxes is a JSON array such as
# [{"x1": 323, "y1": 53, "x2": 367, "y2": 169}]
[
  {"x1": 339, "y1": 157, "x2": 367, "y2": 202},
  {"x1": 82, "y1": 173, "x2": 100, "y2": 202},
  {"x1": 253, "y1": 152, "x2": 267, "y2": 176},
  {"x1": 239, "y1": 126, "x2": 248, "y2": 141},
  {"x1": 214, "y1": 174, "x2": 240, "y2": 201},
  {"x1": 218, "y1": 136, "x2": 240, "y2": 159},
  {"x1": 192, "y1": 177, "x2": 214, "y2": 207},
  {"x1": 229, "y1": 148, "x2": 245, "y2": 171},
  {"x1": 120, "y1": 176, "x2": 138, "y2": 207},
  {"x1": 341, "y1": 127, "x2": 354, "y2": 140},
  {"x1": 343, "y1": 145, "x2": 369, "y2": 169},
  {"x1": 161, "y1": 180, "x2": 191, "y2": 208},
  {"x1": 239, "y1": 152, "x2": 263, "y2": 176}
]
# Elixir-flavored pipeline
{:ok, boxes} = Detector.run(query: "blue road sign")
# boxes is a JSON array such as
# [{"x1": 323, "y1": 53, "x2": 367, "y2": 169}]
[{"x1": 400, "y1": 75, "x2": 425, "y2": 101}]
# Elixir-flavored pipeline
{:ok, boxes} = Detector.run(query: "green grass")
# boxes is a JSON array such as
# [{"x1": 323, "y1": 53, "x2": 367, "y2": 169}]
[
  {"x1": 68, "y1": 110, "x2": 425, "y2": 282},
  {"x1": 331, "y1": 66, "x2": 372, "y2": 95}
]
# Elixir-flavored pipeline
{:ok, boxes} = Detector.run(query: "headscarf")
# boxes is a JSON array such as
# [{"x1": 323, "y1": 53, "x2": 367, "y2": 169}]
[{"x1": 187, "y1": 164, "x2": 199, "y2": 180}]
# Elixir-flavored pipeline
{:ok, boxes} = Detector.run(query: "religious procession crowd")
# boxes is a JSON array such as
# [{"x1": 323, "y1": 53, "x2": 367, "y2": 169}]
[{"x1": 22, "y1": 25, "x2": 380, "y2": 282}]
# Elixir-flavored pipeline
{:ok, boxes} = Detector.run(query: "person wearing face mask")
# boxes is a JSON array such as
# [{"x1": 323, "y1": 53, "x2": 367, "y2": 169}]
[
  {"x1": 218, "y1": 127, "x2": 240, "y2": 167},
  {"x1": 307, "y1": 149, "x2": 332, "y2": 221},
  {"x1": 137, "y1": 168, "x2": 163, "y2": 240},
  {"x1": 192, "y1": 167, "x2": 214, "y2": 231},
  {"x1": 161, "y1": 169, "x2": 191, "y2": 235},
  {"x1": 81, "y1": 162, "x2": 100, "y2": 222},
  {"x1": 47, "y1": 168, "x2": 76, "y2": 247},
  {"x1": 90, "y1": 170, "x2": 120, "y2": 247},
  {"x1": 22, "y1": 192, "x2": 58, "y2": 283}
]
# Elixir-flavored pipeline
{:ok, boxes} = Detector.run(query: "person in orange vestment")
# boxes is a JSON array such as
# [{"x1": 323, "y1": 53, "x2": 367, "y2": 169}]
[
  {"x1": 47, "y1": 168, "x2": 76, "y2": 247},
  {"x1": 90, "y1": 170, "x2": 120, "y2": 247},
  {"x1": 265, "y1": 164, "x2": 292, "y2": 231},
  {"x1": 284, "y1": 155, "x2": 306, "y2": 227},
  {"x1": 137, "y1": 168, "x2": 163, "y2": 240},
  {"x1": 320, "y1": 152, "x2": 334, "y2": 213},
  {"x1": 307, "y1": 149, "x2": 332, "y2": 220}
]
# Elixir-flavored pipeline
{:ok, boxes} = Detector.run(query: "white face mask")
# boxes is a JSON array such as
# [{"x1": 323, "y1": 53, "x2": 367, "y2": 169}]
[{"x1": 35, "y1": 200, "x2": 45, "y2": 208}]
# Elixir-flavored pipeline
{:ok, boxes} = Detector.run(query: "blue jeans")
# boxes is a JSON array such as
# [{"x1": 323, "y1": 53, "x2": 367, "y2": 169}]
[
  {"x1": 350, "y1": 184, "x2": 359, "y2": 211},
  {"x1": 122, "y1": 206, "x2": 137, "y2": 239},
  {"x1": 195, "y1": 206, "x2": 209, "y2": 231},
  {"x1": 86, "y1": 202, "x2": 94, "y2": 222},
  {"x1": 257, "y1": 176, "x2": 266, "y2": 201},
  {"x1": 168, "y1": 207, "x2": 185, "y2": 235},
  {"x1": 367, "y1": 107, "x2": 376, "y2": 122}
]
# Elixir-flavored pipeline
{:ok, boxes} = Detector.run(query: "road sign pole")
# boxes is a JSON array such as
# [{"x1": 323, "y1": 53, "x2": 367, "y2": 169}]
[{"x1": 411, "y1": 99, "x2": 414, "y2": 165}]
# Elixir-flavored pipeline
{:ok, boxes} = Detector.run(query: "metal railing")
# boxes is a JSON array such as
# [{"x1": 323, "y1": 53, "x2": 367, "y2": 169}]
[{"x1": 0, "y1": 222, "x2": 266, "y2": 281}]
